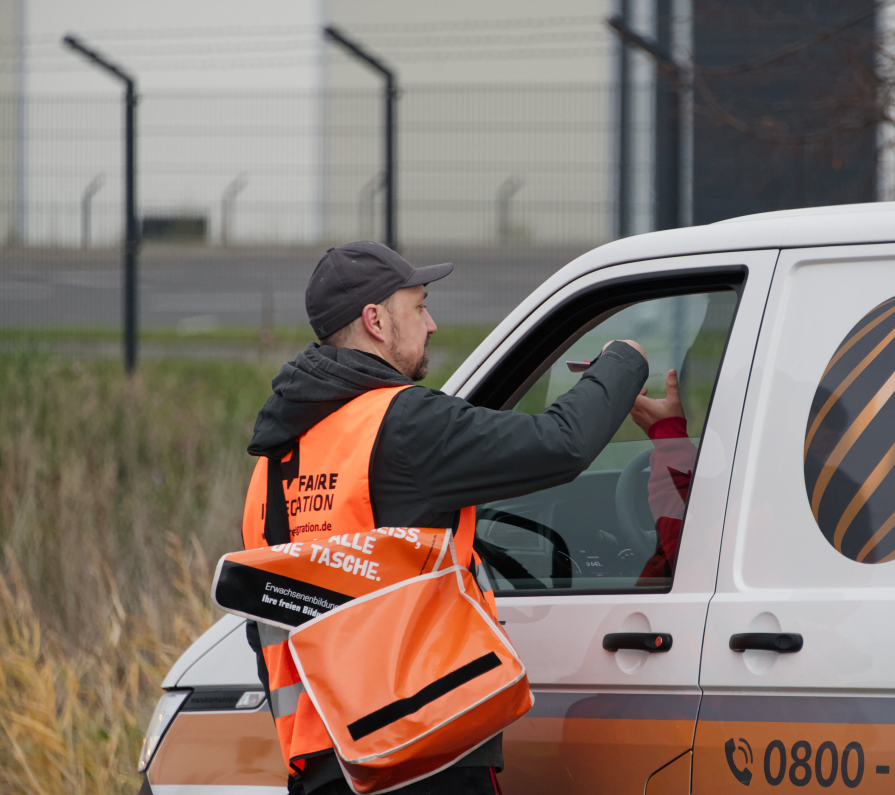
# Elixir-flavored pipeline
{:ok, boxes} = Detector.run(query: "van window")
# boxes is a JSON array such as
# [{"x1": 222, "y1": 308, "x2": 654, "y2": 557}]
[{"x1": 475, "y1": 289, "x2": 738, "y2": 594}]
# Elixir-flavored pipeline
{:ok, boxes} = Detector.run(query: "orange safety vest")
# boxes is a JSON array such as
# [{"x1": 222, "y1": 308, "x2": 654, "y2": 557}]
[{"x1": 241, "y1": 385, "x2": 494, "y2": 775}]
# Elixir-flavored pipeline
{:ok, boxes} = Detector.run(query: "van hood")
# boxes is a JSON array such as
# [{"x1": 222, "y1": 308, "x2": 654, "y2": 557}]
[{"x1": 247, "y1": 343, "x2": 412, "y2": 458}]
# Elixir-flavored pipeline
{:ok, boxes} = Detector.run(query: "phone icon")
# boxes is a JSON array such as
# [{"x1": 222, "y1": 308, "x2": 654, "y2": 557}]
[{"x1": 725, "y1": 738, "x2": 753, "y2": 786}]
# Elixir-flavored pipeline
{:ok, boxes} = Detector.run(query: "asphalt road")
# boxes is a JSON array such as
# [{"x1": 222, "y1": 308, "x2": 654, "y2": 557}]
[{"x1": 1, "y1": 243, "x2": 591, "y2": 331}]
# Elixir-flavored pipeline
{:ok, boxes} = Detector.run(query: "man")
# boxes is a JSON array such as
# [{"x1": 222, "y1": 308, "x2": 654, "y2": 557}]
[{"x1": 242, "y1": 241, "x2": 649, "y2": 795}]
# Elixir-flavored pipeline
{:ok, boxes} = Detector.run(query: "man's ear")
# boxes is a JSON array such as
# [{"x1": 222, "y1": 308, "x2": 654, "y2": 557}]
[{"x1": 360, "y1": 303, "x2": 387, "y2": 342}]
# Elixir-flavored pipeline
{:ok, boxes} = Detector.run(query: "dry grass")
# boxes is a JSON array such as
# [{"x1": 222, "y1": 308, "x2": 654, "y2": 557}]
[
  {"x1": 0, "y1": 343, "x2": 470, "y2": 793},
  {"x1": 0, "y1": 353, "x2": 276, "y2": 794},
  {"x1": 0, "y1": 542, "x2": 212, "y2": 794}
]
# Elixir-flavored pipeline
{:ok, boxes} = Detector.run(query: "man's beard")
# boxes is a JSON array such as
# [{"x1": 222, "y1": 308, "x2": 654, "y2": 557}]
[
  {"x1": 407, "y1": 350, "x2": 429, "y2": 382},
  {"x1": 389, "y1": 328, "x2": 430, "y2": 382}
]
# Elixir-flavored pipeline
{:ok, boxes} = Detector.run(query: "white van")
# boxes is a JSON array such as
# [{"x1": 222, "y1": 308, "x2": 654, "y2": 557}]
[{"x1": 139, "y1": 202, "x2": 895, "y2": 794}]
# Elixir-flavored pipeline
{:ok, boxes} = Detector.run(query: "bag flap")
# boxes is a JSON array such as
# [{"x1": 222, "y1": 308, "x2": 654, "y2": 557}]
[
  {"x1": 288, "y1": 567, "x2": 530, "y2": 764},
  {"x1": 212, "y1": 528, "x2": 454, "y2": 629}
]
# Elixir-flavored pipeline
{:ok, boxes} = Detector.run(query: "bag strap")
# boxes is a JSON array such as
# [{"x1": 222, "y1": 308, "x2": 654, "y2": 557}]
[{"x1": 264, "y1": 454, "x2": 292, "y2": 546}]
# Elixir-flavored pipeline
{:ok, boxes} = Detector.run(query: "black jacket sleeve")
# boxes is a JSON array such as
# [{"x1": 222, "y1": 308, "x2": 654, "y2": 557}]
[{"x1": 378, "y1": 341, "x2": 648, "y2": 513}]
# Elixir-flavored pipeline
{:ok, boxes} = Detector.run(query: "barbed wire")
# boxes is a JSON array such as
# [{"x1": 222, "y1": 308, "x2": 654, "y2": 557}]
[
  {"x1": 0, "y1": 46, "x2": 613, "y2": 73},
  {"x1": 0, "y1": 16, "x2": 634, "y2": 48},
  {"x1": 4, "y1": 1, "x2": 889, "y2": 50},
  {"x1": 4, "y1": 30, "x2": 614, "y2": 62},
  {"x1": 1, "y1": 1, "x2": 889, "y2": 50}
]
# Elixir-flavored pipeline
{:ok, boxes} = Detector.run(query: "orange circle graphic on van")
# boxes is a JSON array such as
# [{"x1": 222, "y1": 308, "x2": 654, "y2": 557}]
[{"x1": 804, "y1": 296, "x2": 895, "y2": 564}]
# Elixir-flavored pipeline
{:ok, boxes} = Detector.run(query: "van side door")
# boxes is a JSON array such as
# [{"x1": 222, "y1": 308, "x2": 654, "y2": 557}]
[
  {"x1": 456, "y1": 250, "x2": 777, "y2": 794},
  {"x1": 694, "y1": 243, "x2": 895, "y2": 793}
]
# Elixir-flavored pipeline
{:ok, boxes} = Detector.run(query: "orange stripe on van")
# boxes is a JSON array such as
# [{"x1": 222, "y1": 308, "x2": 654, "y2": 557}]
[
  {"x1": 694, "y1": 720, "x2": 893, "y2": 794},
  {"x1": 502, "y1": 717, "x2": 694, "y2": 795},
  {"x1": 147, "y1": 711, "x2": 283, "y2": 787},
  {"x1": 500, "y1": 692, "x2": 699, "y2": 795},
  {"x1": 694, "y1": 694, "x2": 895, "y2": 793},
  {"x1": 646, "y1": 750, "x2": 691, "y2": 794}
]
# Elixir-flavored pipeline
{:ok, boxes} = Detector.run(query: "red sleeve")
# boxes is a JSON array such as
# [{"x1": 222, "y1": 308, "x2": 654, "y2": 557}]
[{"x1": 643, "y1": 417, "x2": 697, "y2": 568}]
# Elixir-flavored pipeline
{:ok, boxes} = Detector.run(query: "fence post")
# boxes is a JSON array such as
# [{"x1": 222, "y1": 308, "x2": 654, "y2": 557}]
[
  {"x1": 653, "y1": 0, "x2": 679, "y2": 231},
  {"x1": 221, "y1": 173, "x2": 248, "y2": 246},
  {"x1": 62, "y1": 34, "x2": 139, "y2": 373},
  {"x1": 80, "y1": 173, "x2": 105, "y2": 249},
  {"x1": 324, "y1": 26, "x2": 399, "y2": 251},
  {"x1": 607, "y1": 10, "x2": 684, "y2": 232},
  {"x1": 496, "y1": 175, "x2": 524, "y2": 243},
  {"x1": 616, "y1": 0, "x2": 632, "y2": 238}
]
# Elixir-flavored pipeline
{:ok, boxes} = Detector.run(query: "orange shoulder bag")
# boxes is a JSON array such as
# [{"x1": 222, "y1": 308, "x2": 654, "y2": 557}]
[{"x1": 212, "y1": 528, "x2": 532, "y2": 794}]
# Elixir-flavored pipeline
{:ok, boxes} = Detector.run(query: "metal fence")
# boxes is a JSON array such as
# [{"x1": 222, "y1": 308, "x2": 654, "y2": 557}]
[{"x1": 0, "y1": 83, "x2": 656, "y2": 362}]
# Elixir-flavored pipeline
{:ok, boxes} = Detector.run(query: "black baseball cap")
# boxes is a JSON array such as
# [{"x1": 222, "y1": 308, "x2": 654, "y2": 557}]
[{"x1": 305, "y1": 241, "x2": 453, "y2": 339}]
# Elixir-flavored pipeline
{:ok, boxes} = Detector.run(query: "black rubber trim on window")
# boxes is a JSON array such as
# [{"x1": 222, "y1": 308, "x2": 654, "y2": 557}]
[
  {"x1": 468, "y1": 266, "x2": 748, "y2": 598},
  {"x1": 467, "y1": 266, "x2": 747, "y2": 411},
  {"x1": 346, "y1": 652, "x2": 502, "y2": 741}
]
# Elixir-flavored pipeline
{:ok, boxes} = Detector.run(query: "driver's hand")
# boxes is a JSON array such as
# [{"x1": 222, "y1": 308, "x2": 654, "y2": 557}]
[
  {"x1": 630, "y1": 369, "x2": 685, "y2": 433},
  {"x1": 602, "y1": 339, "x2": 648, "y2": 363}
]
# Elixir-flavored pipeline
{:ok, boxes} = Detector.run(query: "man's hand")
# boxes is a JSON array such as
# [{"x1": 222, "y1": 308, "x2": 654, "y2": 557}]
[
  {"x1": 602, "y1": 339, "x2": 648, "y2": 363},
  {"x1": 630, "y1": 369, "x2": 685, "y2": 433}
]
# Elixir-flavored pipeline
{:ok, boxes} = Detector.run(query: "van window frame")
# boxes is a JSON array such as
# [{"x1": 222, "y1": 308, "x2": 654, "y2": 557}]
[
  {"x1": 467, "y1": 265, "x2": 748, "y2": 597},
  {"x1": 469, "y1": 266, "x2": 748, "y2": 410}
]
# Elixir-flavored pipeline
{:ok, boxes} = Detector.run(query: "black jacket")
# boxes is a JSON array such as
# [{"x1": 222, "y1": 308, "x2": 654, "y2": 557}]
[{"x1": 247, "y1": 339, "x2": 648, "y2": 792}]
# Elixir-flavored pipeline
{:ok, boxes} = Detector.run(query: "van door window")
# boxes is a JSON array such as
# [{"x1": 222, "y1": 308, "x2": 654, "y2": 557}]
[{"x1": 476, "y1": 289, "x2": 738, "y2": 594}]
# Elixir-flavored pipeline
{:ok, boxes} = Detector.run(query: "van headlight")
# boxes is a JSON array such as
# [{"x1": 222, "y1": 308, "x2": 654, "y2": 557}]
[{"x1": 138, "y1": 690, "x2": 190, "y2": 772}]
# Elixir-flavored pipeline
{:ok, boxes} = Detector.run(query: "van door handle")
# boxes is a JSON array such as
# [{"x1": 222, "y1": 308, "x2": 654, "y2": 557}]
[
  {"x1": 729, "y1": 633, "x2": 803, "y2": 653},
  {"x1": 603, "y1": 633, "x2": 672, "y2": 652}
]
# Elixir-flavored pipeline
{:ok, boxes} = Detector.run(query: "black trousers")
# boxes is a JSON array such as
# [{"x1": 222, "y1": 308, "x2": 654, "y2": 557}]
[{"x1": 304, "y1": 767, "x2": 502, "y2": 795}]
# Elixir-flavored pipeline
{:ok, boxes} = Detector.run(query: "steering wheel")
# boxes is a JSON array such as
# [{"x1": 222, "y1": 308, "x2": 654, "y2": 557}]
[
  {"x1": 614, "y1": 448, "x2": 658, "y2": 559},
  {"x1": 474, "y1": 508, "x2": 573, "y2": 589}
]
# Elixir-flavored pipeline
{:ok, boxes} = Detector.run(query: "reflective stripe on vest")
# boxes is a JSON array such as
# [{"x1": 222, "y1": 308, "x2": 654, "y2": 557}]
[
  {"x1": 270, "y1": 682, "x2": 306, "y2": 718},
  {"x1": 241, "y1": 386, "x2": 481, "y2": 768},
  {"x1": 258, "y1": 624, "x2": 303, "y2": 720}
]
